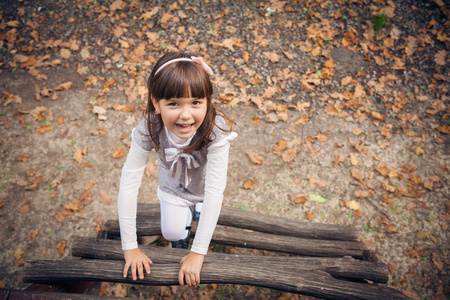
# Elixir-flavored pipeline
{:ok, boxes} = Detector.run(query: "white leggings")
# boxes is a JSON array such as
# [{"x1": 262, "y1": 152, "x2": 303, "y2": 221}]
[{"x1": 160, "y1": 201, "x2": 192, "y2": 241}]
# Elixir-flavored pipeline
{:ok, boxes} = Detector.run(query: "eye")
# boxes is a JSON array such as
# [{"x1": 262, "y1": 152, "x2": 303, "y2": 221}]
[
  {"x1": 192, "y1": 101, "x2": 201, "y2": 106},
  {"x1": 167, "y1": 102, "x2": 178, "y2": 107}
]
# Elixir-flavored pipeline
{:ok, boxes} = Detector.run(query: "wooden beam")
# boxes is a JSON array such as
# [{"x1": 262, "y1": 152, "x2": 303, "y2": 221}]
[
  {"x1": 72, "y1": 237, "x2": 388, "y2": 283},
  {"x1": 136, "y1": 203, "x2": 359, "y2": 241},
  {"x1": 0, "y1": 288, "x2": 119, "y2": 300},
  {"x1": 104, "y1": 220, "x2": 365, "y2": 258},
  {"x1": 23, "y1": 260, "x2": 407, "y2": 300}
]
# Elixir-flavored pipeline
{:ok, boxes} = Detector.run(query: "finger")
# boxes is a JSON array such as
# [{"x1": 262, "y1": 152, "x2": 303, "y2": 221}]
[
  {"x1": 138, "y1": 262, "x2": 144, "y2": 280},
  {"x1": 123, "y1": 263, "x2": 130, "y2": 278},
  {"x1": 178, "y1": 270, "x2": 185, "y2": 286},
  {"x1": 148, "y1": 258, "x2": 153, "y2": 265},
  {"x1": 195, "y1": 272, "x2": 201, "y2": 286},
  {"x1": 144, "y1": 260, "x2": 151, "y2": 275},
  {"x1": 131, "y1": 264, "x2": 137, "y2": 281},
  {"x1": 190, "y1": 274, "x2": 196, "y2": 287},
  {"x1": 185, "y1": 273, "x2": 192, "y2": 287}
]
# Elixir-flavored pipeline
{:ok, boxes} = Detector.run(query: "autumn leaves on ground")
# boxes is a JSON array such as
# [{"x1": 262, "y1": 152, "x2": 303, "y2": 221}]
[{"x1": 0, "y1": 0, "x2": 449, "y2": 299}]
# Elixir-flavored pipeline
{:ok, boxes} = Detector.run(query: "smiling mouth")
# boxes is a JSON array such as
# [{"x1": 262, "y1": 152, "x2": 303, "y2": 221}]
[{"x1": 175, "y1": 123, "x2": 194, "y2": 132}]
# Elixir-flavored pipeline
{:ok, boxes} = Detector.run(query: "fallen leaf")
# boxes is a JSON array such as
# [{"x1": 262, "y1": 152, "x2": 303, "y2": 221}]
[
  {"x1": 100, "y1": 192, "x2": 111, "y2": 205},
  {"x1": 18, "y1": 204, "x2": 30, "y2": 214},
  {"x1": 56, "y1": 239, "x2": 67, "y2": 257},
  {"x1": 341, "y1": 76, "x2": 352, "y2": 85},
  {"x1": 389, "y1": 262, "x2": 397, "y2": 275},
  {"x1": 294, "y1": 114, "x2": 308, "y2": 125},
  {"x1": 243, "y1": 180, "x2": 255, "y2": 190},
  {"x1": 354, "y1": 190, "x2": 370, "y2": 198},
  {"x1": 293, "y1": 196, "x2": 307, "y2": 205},
  {"x1": 274, "y1": 140, "x2": 288, "y2": 153},
  {"x1": 305, "y1": 211, "x2": 314, "y2": 220},
  {"x1": 346, "y1": 200, "x2": 360, "y2": 210},
  {"x1": 27, "y1": 229, "x2": 39, "y2": 241},
  {"x1": 36, "y1": 125, "x2": 54, "y2": 133},
  {"x1": 263, "y1": 51, "x2": 280, "y2": 62},
  {"x1": 73, "y1": 149, "x2": 83, "y2": 164},
  {"x1": 309, "y1": 194, "x2": 325, "y2": 203},
  {"x1": 351, "y1": 168, "x2": 364, "y2": 182},
  {"x1": 60, "y1": 48, "x2": 71, "y2": 59},
  {"x1": 333, "y1": 155, "x2": 345, "y2": 167},
  {"x1": 282, "y1": 148, "x2": 297, "y2": 163},
  {"x1": 112, "y1": 145, "x2": 126, "y2": 158},
  {"x1": 316, "y1": 133, "x2": 329, "y2": 142},
  {"x1": 247, "y1": 152, "x2": 263, "y2": 165},
  {"x1": 14, "y1": 248, "x2": 24, "y2": 261},
  {"x1": 434, "y1": 50, "x2": 446, "y2": 66}
]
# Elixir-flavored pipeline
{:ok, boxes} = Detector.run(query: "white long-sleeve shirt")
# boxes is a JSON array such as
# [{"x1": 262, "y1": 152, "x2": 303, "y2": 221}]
[{"x1": 118, "y1": 116, "x2": 236, "y2": 255}]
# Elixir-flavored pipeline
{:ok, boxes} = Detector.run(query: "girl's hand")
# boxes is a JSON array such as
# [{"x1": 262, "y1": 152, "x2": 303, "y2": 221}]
[
  {"x1": 178, "y1": 252, "x2": 204, "y2": 286},
  {"x1": 123, "y1": 248, "x2": 153, "y2": 280}
]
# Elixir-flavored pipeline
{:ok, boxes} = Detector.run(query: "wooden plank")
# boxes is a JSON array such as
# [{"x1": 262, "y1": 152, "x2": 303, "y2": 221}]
[
  {"x1": 136, "y1": 203, "x2": 360, "y2": 241},
  {"x1": 105, "y1": 221, "x2": 365, "y2": 258},
  {"x1": 23, "y1": 260, "x2": 407, "y2": 300},
  {"x1": 0, "y1": 288, "x2": 123, "y2": 300},
  {"x1": 72, "y1": 237, "x2": 388, "y2": 283}
]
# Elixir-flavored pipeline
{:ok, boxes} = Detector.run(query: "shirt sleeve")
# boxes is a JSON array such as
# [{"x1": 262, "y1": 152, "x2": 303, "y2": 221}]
[
  {"x1": 117, "y1": 138, "x2": 151, "y2": 250},
  {"x1": 190, "y1": 142, "x2": 230, "y2": 255}
]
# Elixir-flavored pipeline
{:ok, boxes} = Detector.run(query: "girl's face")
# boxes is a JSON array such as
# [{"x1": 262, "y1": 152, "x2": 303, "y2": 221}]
[{"x1": 153, "y1": 96, "x2": 207, "y2": 139}]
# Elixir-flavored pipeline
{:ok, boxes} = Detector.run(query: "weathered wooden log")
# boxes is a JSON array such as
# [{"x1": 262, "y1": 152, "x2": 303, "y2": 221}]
[
  {"x1": 0, "y1": 288, "x2": 120, "y2": 300},
  {"x1": 23, "y1": 260, "x2": 408, "y2": 300},
  {"x1": 105, "y1": 220, "x2": 365, "y2": 258},
  {"x1": 72, "y1": 237, "x2": 388, "y2": 283},
  {"x1": 136, "y1": 203, "x2": 359, "y2": 241}
]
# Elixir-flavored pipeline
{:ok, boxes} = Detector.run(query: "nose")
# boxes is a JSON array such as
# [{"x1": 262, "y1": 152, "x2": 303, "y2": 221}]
[{"x1": 179, "y1": 106, "x2": 191, "y2": 120}]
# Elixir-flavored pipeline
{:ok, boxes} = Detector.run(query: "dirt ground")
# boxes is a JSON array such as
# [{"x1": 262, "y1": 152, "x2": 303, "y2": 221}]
[{"x1": 0, "y1": 0, "x2": 449, "y2": 299}]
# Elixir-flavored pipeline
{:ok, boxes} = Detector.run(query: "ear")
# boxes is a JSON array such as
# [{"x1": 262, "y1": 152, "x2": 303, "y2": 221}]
[{"x1": 151, "y1": 96, "x2": 160, "y2": 113}]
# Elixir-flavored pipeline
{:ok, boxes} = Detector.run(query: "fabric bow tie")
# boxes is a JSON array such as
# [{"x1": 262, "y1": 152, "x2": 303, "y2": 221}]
[{"x1": 165, "y1": 148, "x2": 200, "y2": 187}]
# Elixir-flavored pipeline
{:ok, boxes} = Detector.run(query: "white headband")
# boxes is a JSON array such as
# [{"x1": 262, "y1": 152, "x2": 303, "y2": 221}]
[{"x1": 154, "y1": 56, "x2": 214, "y2": 76}]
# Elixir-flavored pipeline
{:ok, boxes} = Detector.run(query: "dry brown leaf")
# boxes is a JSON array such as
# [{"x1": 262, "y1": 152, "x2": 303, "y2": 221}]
[
  {"x1": 389, "y1": 262, "x2": 397, "y2": 275},
  {"x1": 293, "y1": 196, "x2": 307, "y2": 205},
  {"x1": 352, "y1": 128, "x2": 364, "y2": 135},
  {"x1": 351, "y1": 168, "x2": 364, "y2": 182},
  {"x1": 346, "y1": 200, "x2": 360, "y2": 210},
  {"x1": 56, "y1": 239, "x2": 67, "y2": 257},
  {"x1": 354, "y1": 190, "x2": 370, "y2": 198},
  {"x1": 250, "y1": 116, "x2": 260, "y2": 124},
  {"x1": 100, "y1": 192, "x2": 111, "y2": 205},
  {"x1": 434, "y1": 50, "x2": 446, "y2": 66},
  {"x1": 305, "y1": 211, "x2": 314, "y2": 221},
  {"x1": 371, "y1": 111, "x2": 384, "y2": 121},
  {"x1": 19, "y1": 204, "x2": 30, "y2": 214},
  {"x1": 274, "y1": 140, "x2": 288, "y2": 153},
  {"x1": 373, "y1": 56, "x2": 385, "y2": 66},
  {"x1": 294, "y1": 114, "x2": 308, "y2": 125},
  {"x1": 282, "y1": 148, "x2": 297, "y2": 163},
  {"x1": 311, "y1": 46, "x2": 321, "y2": 56},
  {"x1": 243, "y1": 180, "x2": 255, "y2": 190},
  {"x1": 73, "y1": 149, "x2": 83, "y2": 164},
  {"x1": 263, "y1": 51, "x2": 280, "y2": 62},
  {"x1": 333, "y1": 155, "x2": 345, "y2": 167},
  {"x1": 247, "y1": 152, "x2": 263, "y2": 165},
  {"x1": 36, "y1": 125, "x2": 54, "y2": 133},
  {"x1": 14, "y1": 248, "x2": 25, "y2": 268},
  {"x1": 54, "y1": 82, "x2": 72, "y2": 92},
  {"x1": 60, "y1": 48, "x2": 71, "y2": 59},
  {"x1": 283, "y1": 51, "x2": 293, "y2": 59},
  {"x1": 341, "y1": 76, "x2": 352, "y2": 86},
  {"x1": 112, "y1": 145, "x2": 126, "y2": 158},
  {"x1": 316, "y1": 133, "x2": 329, "y2": 142}
]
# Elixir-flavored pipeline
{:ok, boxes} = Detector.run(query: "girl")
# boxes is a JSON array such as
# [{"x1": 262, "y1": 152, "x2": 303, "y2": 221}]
[{"x1": 117, "y1": 52, "x2": 237, "y2": 287}]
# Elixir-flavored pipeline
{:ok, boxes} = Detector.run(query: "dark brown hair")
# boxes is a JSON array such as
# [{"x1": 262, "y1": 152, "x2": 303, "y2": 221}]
[{"x1": 145, "y1": 52, "x2": 231, "y2": 152}]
